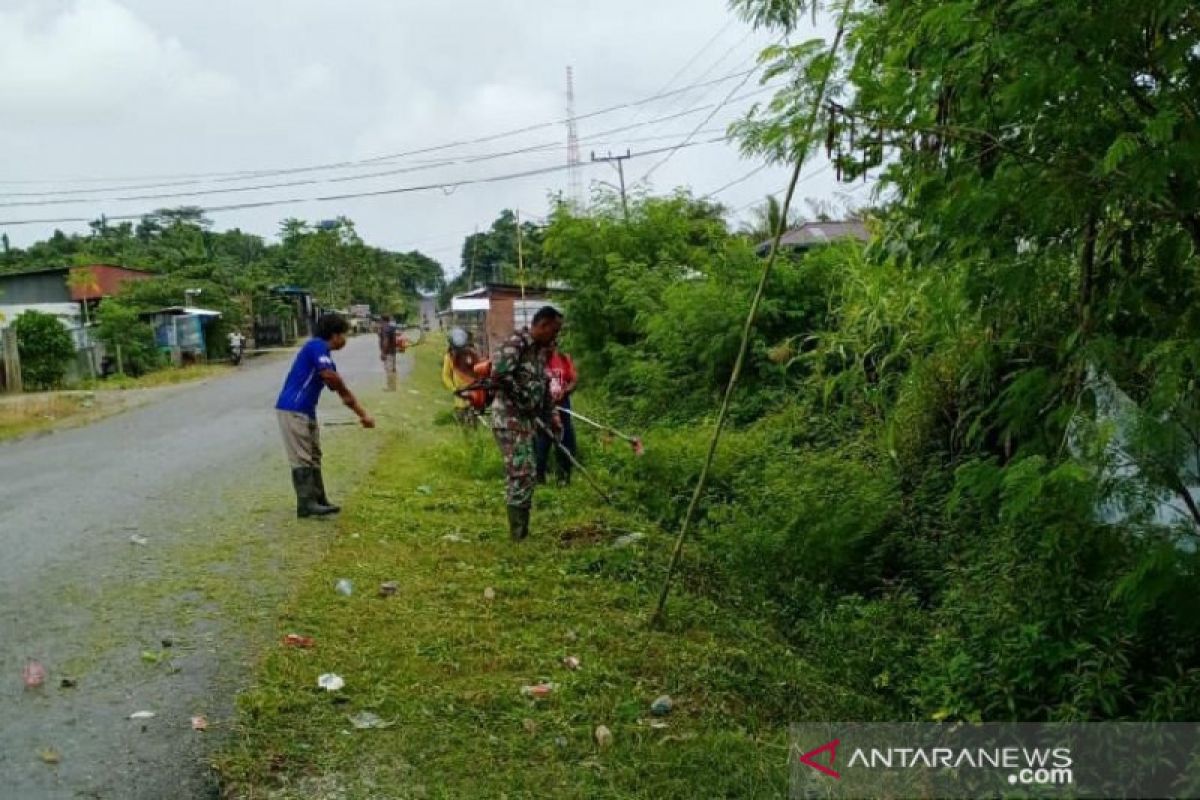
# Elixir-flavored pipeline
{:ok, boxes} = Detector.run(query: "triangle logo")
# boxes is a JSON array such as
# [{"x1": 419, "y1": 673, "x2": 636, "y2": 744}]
[{"x1": 798, "y1": 738, "x2": 841, "y2": 779}]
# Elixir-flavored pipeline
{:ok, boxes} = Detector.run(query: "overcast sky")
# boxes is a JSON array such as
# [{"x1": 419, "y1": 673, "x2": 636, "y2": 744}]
[{"x1": 0, "y1": 0, "x2": 867, "y2": 275}]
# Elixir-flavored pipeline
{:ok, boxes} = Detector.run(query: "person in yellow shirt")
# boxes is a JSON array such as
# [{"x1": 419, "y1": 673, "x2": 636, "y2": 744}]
[{"x1": 442, "y1": 328, "x2": 480, "y2": 425}]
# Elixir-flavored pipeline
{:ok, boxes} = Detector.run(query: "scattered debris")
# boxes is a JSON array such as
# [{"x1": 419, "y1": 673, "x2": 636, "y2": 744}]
[
  {"x1": 129, "y1": 535, "x2": 149, "y2": 546},
  {"x1": 415, "y1": 485, "x2": 433, "y2": 495},
  {"x1": 613, "y1": 532, "x2": 646, "y2": 548},
  {"x1": 160, "y1": 637, "x2": 174, "y2": 648},
  {"x1": 191, "y1": 715, "x2": 208, "y2": 732},
  {"x1": 561, "y1": 656, "x2": 581, "y2": 671},
  {"x1": 317, "y1": 673, "x2": 345, "y2": 692},
  {"x1": 565, "y1": 629, "x2": 579, "y2": 642},
  {"x1": 522, "y1": 718, "x2": 538, "y2": 735},
  {"x1": 658, "y1": 732, "x2": 697, "y2": 745},
  {"x1": 378, "y1": 581, "x2": 399, "y2": 598},
  {"x1": 128, "y1": 711, "x2": 156, "y2": 720},
  {"x1": 22, "y1": 661, "x2": 46, "y2": 688},
  {"x1": 283, "y1": 634, "x2": 315, "y2": 648},
  {"x1": 59, "y1": 677, "x2": 77, "y2": 689},
  {"x1": 483, "y1": 587, "x2": 496, "y2": 601},
  {"x1": 650, "y1": 695, "x2": 674, "y2": 717},
  {"x1": 408, "y1": 389, "x2": 420, "y2": 396},
  {"x1": 335, "y1": 579, "x2": 353, "y2": 596},
  {"x1": 440, "y1": 533, "x2": 467, "y2": 543},
  {"x1": 348, "y1": 712, "x2": 392, "y2": 730},
  {"x1": 38, "y1": 748, "x2": 61, "y2": 765},
  {"x1": 594, "y1": 725, "x2": 613, "y2": 749},
  {"x1": 520, "y1": 682, "x2": 556, "y2": 699},
  {"x1": 554, "y1": 736, "x2": 569, "y2": 748},
  {"x1": 649, "y1": 720, "x2": 670, "y2": 730}
]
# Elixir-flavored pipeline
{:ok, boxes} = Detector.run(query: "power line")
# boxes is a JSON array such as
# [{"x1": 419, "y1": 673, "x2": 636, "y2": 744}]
[
  {"x1": 639, "y1": 66, "x2": 762, "y2": 182},
  {"x1": 700, "y1": 163, "x2": 770, "y2": 199},
  {"x1": 625, "y1": 18, "x2": 737, "y2": 125},
  {"x1": 726, "y1": 162, "x2": 834, "y2": 213},
  {"x1": 0, "y1": 137, "x2": 728, "y2": 228},
  {"x1": 651, "y1": 29, "x2": 757, "y2": 121},
  {"x1": 0, "y1": 85, "x2": 774, "y2": 208},
  {"x1": 0, "y1": 67, "x2": 759, "y2": 191}
]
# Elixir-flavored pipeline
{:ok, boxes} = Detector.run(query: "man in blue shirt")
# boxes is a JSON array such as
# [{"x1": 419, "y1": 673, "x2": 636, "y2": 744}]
[{"x1": 276, "y1": 313, "x2": 375, "y2": 518}]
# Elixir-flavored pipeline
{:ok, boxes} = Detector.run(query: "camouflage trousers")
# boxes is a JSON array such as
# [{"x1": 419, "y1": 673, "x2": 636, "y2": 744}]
[{"x1": 492, "y1": 420, "x2": 536, "y2": 508}]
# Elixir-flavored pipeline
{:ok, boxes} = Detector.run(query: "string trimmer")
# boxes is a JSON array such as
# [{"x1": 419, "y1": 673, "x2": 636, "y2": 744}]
[
  {"x1": 556, "y1": 407, "x2": 644, "y2": 456},
  {"x1": 534, "y1": 417, "x2": 615, "y2": 505}
]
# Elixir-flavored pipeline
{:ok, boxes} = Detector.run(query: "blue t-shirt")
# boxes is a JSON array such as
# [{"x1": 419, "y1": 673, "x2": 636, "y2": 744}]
[{"x1": 275, "y1": 338, "x2": 336, "y2": 419}]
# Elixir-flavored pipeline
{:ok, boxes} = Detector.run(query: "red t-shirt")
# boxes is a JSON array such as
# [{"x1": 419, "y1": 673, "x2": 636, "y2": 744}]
[{"x1": 546, "y1": 352, "x2": 577, "y2": 402}]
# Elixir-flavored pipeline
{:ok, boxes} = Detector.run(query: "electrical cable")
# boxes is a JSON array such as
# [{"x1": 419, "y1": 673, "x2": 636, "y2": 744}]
[
  {"x1": 0, "y1": 67, "x2": 759, "y2": 190},
  {"x1": 0, "y1": 136, "x2": 728, "y2": 228}
]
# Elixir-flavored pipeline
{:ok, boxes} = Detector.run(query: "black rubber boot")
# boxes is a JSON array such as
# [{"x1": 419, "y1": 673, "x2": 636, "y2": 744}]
[
  {"x1": 313, "y1": 468, "x2": 341, "y2": 513},
  {"x1": 292, "y1": 467, "x2": 337, "y2": 518},
  {"x1": 507, "y1": 505, "x2": 530, "y2": 541}
]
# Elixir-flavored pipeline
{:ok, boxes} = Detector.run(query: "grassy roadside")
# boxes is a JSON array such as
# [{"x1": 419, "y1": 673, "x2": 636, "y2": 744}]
[
  {"x1": 0, "y1": 391, "x2": 96, "y2": 441},
  {"x1": 84, "y1": 362, "x2": 234, "y2": 390},
  {"x1": 216, "y1": 344, "x2": 875, "y2": 799}
]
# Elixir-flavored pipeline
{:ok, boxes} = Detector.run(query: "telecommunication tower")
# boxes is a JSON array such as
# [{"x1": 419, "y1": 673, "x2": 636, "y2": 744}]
[{"x1": 566, "y1": 66, "x2": 582, "y2": 210}]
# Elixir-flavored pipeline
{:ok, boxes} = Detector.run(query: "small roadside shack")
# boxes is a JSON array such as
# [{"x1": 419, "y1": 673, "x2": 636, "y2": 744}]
[{"x1": 140, "y1": 306, "x2": 222, "y2": 365}]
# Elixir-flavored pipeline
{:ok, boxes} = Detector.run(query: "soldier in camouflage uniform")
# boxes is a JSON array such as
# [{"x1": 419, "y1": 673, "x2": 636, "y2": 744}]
[{"x1": 490, "y1": 306, "x2": 564, "y2": 540}]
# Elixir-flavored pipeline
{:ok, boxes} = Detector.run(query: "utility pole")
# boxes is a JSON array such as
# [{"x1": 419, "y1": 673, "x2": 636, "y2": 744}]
[
  {"x1": 467, "y1": 226, "x2": 479, "y2": 291},
  {"x1": 515, "y1": 209, "x2": 526, "y2": 304},
  {"x1": 591, "y1": 150, "x2": 631, "y2": 221}
]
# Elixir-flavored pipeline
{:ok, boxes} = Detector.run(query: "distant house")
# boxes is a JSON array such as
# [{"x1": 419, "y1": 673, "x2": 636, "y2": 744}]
[
  {"x1": 0, "y1": 265, "x2": 156, "y2": 372},
  {"x1": 0, "y1": 264, "x2": 154, "y2": 316},
  {"x1": 755, "y1": 220, "x2": 870, "y2": 256},
  {"x1": 442, "y1": 283, "x2": 569, "y2": 357}
]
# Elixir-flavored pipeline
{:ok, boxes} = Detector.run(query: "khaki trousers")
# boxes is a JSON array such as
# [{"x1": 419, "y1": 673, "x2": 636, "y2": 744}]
[
  {"x1": 277, "y1": 410, "x2": 321, "y2": 468},
  {"x1": 383, "y1": 352, "x2": 397, "y2": 391}
]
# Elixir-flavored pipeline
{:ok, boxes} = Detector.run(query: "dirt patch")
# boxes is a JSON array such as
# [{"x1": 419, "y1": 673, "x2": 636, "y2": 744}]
[{"x1": 555, "y1": 521, "x2": 628, "y2": 547}]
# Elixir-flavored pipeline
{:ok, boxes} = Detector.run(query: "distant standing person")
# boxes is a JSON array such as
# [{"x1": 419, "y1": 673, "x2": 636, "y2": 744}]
[
  {"x1": 535, "y1": 341, "x2": 578, "y2": 484},
  {"x1": 378, "y1": 314, "x2": 399, "y2": 391},
  {"x1": 490, "y1": 306, "x2": 564, "y2": 541},
  {"x1": 276, "y1": 313, "x2": 375, "y2": 518}
]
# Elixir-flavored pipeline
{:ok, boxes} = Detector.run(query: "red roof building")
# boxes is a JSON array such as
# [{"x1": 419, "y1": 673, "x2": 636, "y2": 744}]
[{"x1": 67, "y1": 264, "x2": 156, "y2": 300}]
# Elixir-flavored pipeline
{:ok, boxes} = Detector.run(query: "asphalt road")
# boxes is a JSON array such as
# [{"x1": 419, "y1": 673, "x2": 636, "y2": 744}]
[{"x1": 0, "y1": 334, "x2": 399, "y2": 799}]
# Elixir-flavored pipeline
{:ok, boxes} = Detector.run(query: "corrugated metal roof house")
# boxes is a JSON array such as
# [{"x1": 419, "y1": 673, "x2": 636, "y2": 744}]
[{"x1": 756, "y1": 220, "x2": 870, "y2": 256}]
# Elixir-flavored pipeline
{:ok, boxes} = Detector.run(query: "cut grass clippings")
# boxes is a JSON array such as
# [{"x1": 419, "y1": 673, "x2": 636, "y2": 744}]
[{"x1": 216, "y1": 342, "x2": 876, "y2": 799}]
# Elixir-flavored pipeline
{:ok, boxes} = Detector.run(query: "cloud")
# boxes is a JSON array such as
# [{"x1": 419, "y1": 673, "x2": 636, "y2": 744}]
[
  {"x1": 0, "y1": 0, "x2": 236, "y2": 123},
  {"x1": 0, "y1": 0, "x2": 850, "y2": 265}
]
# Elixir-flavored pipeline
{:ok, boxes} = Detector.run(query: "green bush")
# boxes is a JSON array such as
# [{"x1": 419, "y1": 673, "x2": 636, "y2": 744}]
[
  {"x1": 12, "y1": 310, "x2": 75, "y2": 389},
  {"x1": 95, "y1": 300, "x2": 162, "y2": 376}
]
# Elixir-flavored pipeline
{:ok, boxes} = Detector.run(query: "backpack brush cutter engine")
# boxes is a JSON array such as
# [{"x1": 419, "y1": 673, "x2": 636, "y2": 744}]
[{"x1": 453, "y1": 360, "x2": 497, "y2": 414}]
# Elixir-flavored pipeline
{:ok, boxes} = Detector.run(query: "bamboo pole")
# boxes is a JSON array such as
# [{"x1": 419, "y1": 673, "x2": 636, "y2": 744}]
[{"x1": 651, "y1": 4, "x2": 852, "y2": 627}]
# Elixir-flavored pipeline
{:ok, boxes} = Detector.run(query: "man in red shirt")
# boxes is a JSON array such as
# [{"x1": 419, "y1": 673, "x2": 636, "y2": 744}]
[{"x1": 535, "y1": 341, "x2": 578, "y2": 485}]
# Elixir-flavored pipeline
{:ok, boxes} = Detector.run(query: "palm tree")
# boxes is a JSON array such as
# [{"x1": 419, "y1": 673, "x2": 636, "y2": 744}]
[{"x1": 742, "y1": 195, "x2": 798, "y2": 242}]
